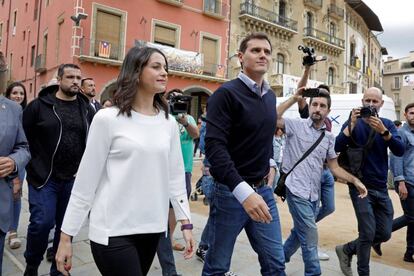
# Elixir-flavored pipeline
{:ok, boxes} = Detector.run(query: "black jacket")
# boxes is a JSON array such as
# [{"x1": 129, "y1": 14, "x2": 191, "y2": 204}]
[{"x1": 23, "y1": 85, "x2": 95, "y2": 188}]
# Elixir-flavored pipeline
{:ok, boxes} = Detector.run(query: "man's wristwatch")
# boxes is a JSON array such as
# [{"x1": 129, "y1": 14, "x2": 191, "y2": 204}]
[
  {"x1": 380, "y1": 130, "x2": 390, "y2": 137},
  {"x1": 181, "y1": 223, "x2": 193, "y2": 231}
]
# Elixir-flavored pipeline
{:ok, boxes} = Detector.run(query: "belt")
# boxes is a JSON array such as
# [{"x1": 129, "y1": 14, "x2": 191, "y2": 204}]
[{"x1": 250, "y1": 179, "x2": 267, "y2": 189}]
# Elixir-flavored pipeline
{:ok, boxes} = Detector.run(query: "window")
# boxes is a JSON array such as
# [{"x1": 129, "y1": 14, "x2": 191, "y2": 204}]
[
  {"x1": 20, "y1": 56, "x2": 24, "y2": 67},
  {"x1": 25, "y1": 3, "x2": 28, "y2": 12},
  {"x1": 56, "y1": 19, "x2": 63, "y2": 63},
  {"x1": 350, "y1": 42, "x2": 355, "y2": 65},
  {"x1": 23, "y1": 30, "x2": 26, "y2": 41},
  {"x1": 279, "y1": 1, "x2": 286, "y2": 24},
  {"x1": 34, "y1": 0, "x2": 39, "y2": 20},
  {"x1": 0, "y1": 23, "x2": 3, "y2": 44},
  {"x1": 30, "y1": 45, "x2": 35, "y2": 67},
  {"x1": 276, "y1": 53, "x2": 284, "y2": 74},
  {"x1": 362, "y1": 53, "x2": 366, "y2": 73},
  {"x1": 43, "y1": 33, "x2": 48, "y2": 66},
  {"x1": 328, "y1": 67, "x2": 334, "y2": 85},
  {"x1": 349, "y1": 82, "x2": 357, "y2": 94},
  {"x1": 393, "y1": 77, "x2": 400, "y2": 89},
  {"x1": 12, "y1": 10, "x2": 17, "y2": 36},
  {"x1": 201, "y1": 36, "x2": 218, "y2": 76},
  {"x1": 154, "y1": 24, "x2": 177, "y2": 47},
  {"x1": 306, "y1": 12, "x2": 313, "y2": 35},
  {"x1": 329, "y1": 22, "x2": 335, "y2": 38},
  {"x1": 95, "y1": 10, "x2": 122, "y2": 59}
]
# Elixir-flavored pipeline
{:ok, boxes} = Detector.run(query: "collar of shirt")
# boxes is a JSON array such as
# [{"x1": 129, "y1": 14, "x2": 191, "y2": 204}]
[
  {"x1": 238, "y1": 72, "x2": 271, "y2": 97},
  {"x1": 306, "y1": 117, "x2": 326, "y2": 131},
  {"x1": 402, "y1": 123, "x2": 414, "y2": 134}
]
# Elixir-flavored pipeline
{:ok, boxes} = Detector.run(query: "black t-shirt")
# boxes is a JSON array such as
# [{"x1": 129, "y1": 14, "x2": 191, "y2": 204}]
[{"x1": 51, "y1": 97, "x2": 85, "y2": 181}]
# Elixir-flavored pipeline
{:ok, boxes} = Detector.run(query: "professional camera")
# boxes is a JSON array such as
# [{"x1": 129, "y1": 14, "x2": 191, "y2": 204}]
[
  {"x1": 358, "y1": 106, "x2": 378, "y2": 118},
  {"x1": 168, "y1": 94, "x2": 192, "y2": 115},
  {"x1": 298, "y1": 45, "x2": 327, "y2": 66}
]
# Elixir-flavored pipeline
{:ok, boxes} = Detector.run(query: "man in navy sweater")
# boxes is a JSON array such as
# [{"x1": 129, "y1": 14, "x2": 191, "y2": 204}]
[
  {"x1": 334, "y1": 87, "x2": 404, "y2": 276},
  {"x1": 203, "y1": 32, "x2": 285, "y2": 275}
]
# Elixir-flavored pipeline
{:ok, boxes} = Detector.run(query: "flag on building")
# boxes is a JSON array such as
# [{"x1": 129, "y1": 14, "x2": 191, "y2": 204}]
[{"x1": 98, "y1": 41, "x2": 111, "y2": 58}]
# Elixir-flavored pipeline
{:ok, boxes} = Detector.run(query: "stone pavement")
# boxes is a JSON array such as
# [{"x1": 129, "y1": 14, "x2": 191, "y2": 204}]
[{"x1": 2, "y1": 188, "x2": 413, "y2": 276}]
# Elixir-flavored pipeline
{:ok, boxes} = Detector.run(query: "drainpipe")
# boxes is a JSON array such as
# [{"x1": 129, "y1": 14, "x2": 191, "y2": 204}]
[
  {"x1": 34, "y1": 0, "x2": 43, "y2": 98},
  {"x1": 225, "y1": 0, "x2": 232, "y2": 80}
]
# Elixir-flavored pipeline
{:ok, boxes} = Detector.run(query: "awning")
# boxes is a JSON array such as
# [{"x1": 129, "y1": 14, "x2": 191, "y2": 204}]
[{"x1": 346, "y1": 0, "x2": 383, "y2": 31}]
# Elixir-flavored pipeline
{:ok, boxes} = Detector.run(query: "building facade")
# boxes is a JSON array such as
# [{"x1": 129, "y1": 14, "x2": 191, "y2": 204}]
[
  {"x1": 0, "y1": 0, "x2": 230, "y2": 119},
  {"x1": 383, "y1": 52, "x2": 414, "y2": 120}
]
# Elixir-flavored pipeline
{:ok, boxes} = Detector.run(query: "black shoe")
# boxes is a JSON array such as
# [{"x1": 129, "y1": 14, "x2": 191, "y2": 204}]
[
  {"x1": 196, "y1": 246, "x2": 207, "y2": 263},
  {"x1": 403, "y1": 252, "x2": 414, "y2": 262},
  {"x1": 372, "y1": 243, "x2": 382, "y2": 256},
  {"x1": 23, "y1": 265, "x2": 38, "y2": 276},
  {"x1": 46, "y1": 247, "x2": 55, "y2": 262}
]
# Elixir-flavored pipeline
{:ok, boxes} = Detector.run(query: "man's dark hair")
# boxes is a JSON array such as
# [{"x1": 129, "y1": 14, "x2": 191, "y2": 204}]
[
  {"x1": 393, "y1": 120, "x2": 402, "y2": 127},
  {"x1": 113, "y1": 46, "x2": 169, "y2": 118},
  {"x1": 81, "y1": 78, "x2": 94, "y2": 87},
  {"x1": 239, "y1": 32, "x2": 272, "y2": 53},
  {"x1": 57, "y1": 63, "x2": 81, "y2": 78},
  {"x1": 317, "y1": 84, "x2": 330, "y2": 93},
  {"x1": 309, "y1": 88, "x2": 331, "y2": 109},
  {"x1": 405, "y1": 103, "x2": 414, "y2": 113}
]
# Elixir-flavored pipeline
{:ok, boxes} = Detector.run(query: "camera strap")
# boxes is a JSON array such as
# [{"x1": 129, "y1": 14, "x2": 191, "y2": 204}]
[
  {"x1": 284, "y1": 131, "x2": 325, "y2": 177},
  {"x1": 346, "y1": 111, "x2": 376, "y2": 149}
]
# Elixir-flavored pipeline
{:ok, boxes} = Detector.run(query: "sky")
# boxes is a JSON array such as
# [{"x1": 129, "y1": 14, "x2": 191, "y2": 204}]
[{"x1": 362, "y1": 0, "x2": 414, "y2": 59}]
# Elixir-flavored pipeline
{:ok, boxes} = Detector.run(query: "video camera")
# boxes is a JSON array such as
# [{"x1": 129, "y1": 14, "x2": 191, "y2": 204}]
[
  {"x1": 298, "y1": 45, "x2": 327, "y2": 66},
  {"x1": 357, "y1": 106, "x2": 378, "y2": 118},
  {"x1": 168, "y1": 94, "x2": 192, "y2": 115}
]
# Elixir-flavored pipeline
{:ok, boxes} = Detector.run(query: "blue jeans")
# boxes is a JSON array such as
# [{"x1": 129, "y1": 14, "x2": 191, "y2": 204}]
[
  {"x1": 343, "y1": 186, "x2": 394, "y2": 276},
  {"x1": 316, "y1": 168, "x2": 335, "y2": 222},
  {"x1": 24, "y1": 178, "x2": 74, "y2": 276},
  {"x1": 202, "y1": 182, "x2": 285, "y2": 276},
  {"x1": 10, "y1": 197, "x2": 21, "y2": 231},
  {"x1": 0, "y1": 230, "x2": 5, "y2": 276},
  {"x1": 156, "y1": 230, "x2": 178, "y2": 276},
  {"x1": 284, "y1": 188, "x2": 320, "y2": 276},
  {"x1": 393, "y1": 183, "x2": 414, "y2": 255}
]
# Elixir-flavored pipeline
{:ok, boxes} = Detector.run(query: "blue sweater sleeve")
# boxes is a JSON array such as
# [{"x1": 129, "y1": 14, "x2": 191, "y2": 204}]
[
  {"x1": 335, "y1": 121, "x2": 351, "y2": 152},
  {"x1": 205, "y1": 87, "x2": 244, "y2": 191},
  {"x1": 384, "y1": 120, "x2": 405, "y2": 157}
]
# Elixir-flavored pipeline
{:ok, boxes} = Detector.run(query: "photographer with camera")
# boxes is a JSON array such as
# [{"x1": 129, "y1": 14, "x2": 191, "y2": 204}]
[
  {"x1": 334, "y1": 87, "x2": 404, "y2": 276},
  {"x1": 294, "y1": 46, "x2": 335, "y2": 261},
  {"x1": 156, "y1": 88, "x2": 199, "y2": 276}
]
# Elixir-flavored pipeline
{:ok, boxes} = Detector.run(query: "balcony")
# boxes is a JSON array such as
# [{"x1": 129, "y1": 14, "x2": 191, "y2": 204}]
[
  {"x1": 328, "y1": 3, "x2": 344, "y2": 20},
  {"x1": 78, "y1": 38, "x2": 123, "y2": 66},
  {"x1": 34, "y1": 54, "x2": 46, "y2": 73},
  {"x1": 302, "y1": 27, "x2": 344, "y2": 56},
  {"x1": 239, "y1": 2, "x2": 298, "y2": 39},
  {"x1": 156, "y1": 0, "x2": 184, "y2": 7},
  {"x1": 304, "y1": 0, "x2": 322, "y2": 9},
  {"x1": 203, "y1": 0, "x2": 227, "y2": 20},
  {"x1": 136, "y1": 40, "x2": 227, "y2": 83}
]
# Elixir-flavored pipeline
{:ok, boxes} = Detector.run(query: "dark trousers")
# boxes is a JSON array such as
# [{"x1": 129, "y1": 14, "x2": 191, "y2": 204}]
[
  {"x1": 0, "y1": 230, "x2": 5, "y2": 276},
  {"x1": 393, "y1": 183, "x2": 414, "y2": 255},
  {"x1": 24, "y1": 178, "x2": 74, "y2": 276},
  {"x1": 343, "y1": 186, "x2": 394, "y2": 276},
  {"x1": 156, "y1": 229, "x2": 178, "y2": 276},
  {"x1": 91, "y1": 233, "x2": 162, "y2": 276}
]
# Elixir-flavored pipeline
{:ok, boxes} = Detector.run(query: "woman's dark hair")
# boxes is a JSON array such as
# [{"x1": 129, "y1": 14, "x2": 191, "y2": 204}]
[
  {"x1": 113, "y1": 46, "x2": 169, "y2": 118},
  {"x1": 5, "y1": 82, "x2": 27, "y2": 108}
]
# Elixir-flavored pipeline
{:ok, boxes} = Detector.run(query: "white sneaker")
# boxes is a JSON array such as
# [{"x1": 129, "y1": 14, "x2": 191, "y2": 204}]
[{"x1": 318, "y1": 250, "x2": 330, "y2": 261}]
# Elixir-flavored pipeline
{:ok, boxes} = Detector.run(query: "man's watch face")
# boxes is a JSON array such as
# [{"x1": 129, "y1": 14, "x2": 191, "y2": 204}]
[{"x1": 381, "y1": 130, "x2": 390, "y2": 136}]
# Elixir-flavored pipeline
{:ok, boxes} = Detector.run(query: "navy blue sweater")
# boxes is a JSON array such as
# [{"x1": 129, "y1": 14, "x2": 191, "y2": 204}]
[
  {"x1": 205, "y1": 78, "x2": 276, "y2": 191},
  {"x1": 335, "y1": 118, "x2": 404, "y2": 191}
]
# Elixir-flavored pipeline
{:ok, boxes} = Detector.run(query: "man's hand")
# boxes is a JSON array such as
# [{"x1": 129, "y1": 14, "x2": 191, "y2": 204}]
[
  {"x1": 0, "y1": 157, "x2": 16, "y2": 178},
  {"x1": 12, "y1": 178, "x2": 22, "y2": 200},
  {"x1": 266, "y1": 167, "x2": 276, "y2": 187},
  {"x1": 398, "y1": 181, "x2": 408, "y2": 200},
  {"x1": 242, "y1": 193, "x2": 272, "y2": 223},
  {"x1": 367, "y1": 116, "x2": 387, "y2": 134},
  {"x1": 176, "y1": 113, "x2": 189, "y2": 126},
  {"x1": 353, "y1": 179, "x2": 368, "y2": 198}
]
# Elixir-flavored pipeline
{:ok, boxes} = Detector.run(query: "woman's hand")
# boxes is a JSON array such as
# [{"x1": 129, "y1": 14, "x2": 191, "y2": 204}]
[
  {"x1": 12, "y1": 178, "x2": 22, "y2": 200},
  {"x1": 182, "y1": 229, "x2": 195, "y2": 259},
  {"x1": 55, "y1": 233, "x2": 73, "y2": 276}
]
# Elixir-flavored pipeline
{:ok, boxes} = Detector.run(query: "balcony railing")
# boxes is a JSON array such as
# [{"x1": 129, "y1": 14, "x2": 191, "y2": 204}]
[
  {"x1": 79, "y1": 38, "x2": 122, "y2": 61},
  {"x1": 35, "y1": 54, "x2": 46, "y2": 73},
  {"x1": 203, "y1": 0, "x2": 227, "y2": 19},
  {"x1": 303, "y1": 27, "x2": 345, "y2": 48},
  {"x1": 240, "y1": 2, "x2": 298, "y2": 31},
  {"x1": 304, "y1": 0, "x2": 322, "y2": 9},
  {"x1": 328, "y1": 3, "x2": 344, "y2": 19}
]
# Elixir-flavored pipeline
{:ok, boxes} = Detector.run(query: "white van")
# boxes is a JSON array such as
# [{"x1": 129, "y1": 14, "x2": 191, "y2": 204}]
[{"x1": 276, "y1": 94, "x2": 397, "y2": 136}]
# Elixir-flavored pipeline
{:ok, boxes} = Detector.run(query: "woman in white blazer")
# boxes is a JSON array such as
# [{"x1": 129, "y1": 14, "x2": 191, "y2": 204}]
[{"x1": 55, "y1": 46, "x2": 194, "y2": 276}]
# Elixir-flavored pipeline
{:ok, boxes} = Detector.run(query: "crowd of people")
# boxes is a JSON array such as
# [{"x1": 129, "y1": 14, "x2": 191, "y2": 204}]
[{"x1": 0, "y1": 31, "x2": 413, "y2": 276}]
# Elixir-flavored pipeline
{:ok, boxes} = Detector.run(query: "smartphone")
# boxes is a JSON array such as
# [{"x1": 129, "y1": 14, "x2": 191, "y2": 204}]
[{"x1": 302, "y1": 88, "x2": 320, "y2": 98}]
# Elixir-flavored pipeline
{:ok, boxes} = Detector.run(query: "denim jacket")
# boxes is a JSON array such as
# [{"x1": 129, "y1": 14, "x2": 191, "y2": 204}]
[{"x1": 390, "y1": 123, "x2": 414, "y2": 186}]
